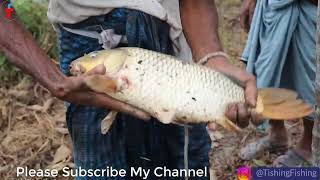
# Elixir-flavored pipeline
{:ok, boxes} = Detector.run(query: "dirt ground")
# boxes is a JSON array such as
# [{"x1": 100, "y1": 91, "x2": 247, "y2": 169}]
[
  {"x1": 0, "y1": 0, "x2": 303, "y2": 179},
  {"x1": 210, "y1": 120, "x2": 302, "y2": 179},
  {"x1": 0, "y1": 77, "x2": 72, "y2": 179}
]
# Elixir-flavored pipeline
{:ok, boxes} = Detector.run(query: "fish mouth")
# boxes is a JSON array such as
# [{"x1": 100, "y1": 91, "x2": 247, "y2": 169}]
[
  {"x1": 69, "y1": 49, "x2": 128, "y2": 76},
  {"x1": 69, "y1": 61, "x2": 85, "y2": 76}
]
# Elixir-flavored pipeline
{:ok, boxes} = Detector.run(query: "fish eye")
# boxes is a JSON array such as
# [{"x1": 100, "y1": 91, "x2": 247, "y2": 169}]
[{"x1": 89, "y1": 52, "x2": 98, "y2": 58}]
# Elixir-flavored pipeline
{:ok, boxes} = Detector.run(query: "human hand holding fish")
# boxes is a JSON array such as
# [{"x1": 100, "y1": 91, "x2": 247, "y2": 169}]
[
  {"x1": 62, "y1": 64, "x2": 150, "y2": 120},
  {"x1": 203, "y1": 55, "x2": 257, "y2": 129}
]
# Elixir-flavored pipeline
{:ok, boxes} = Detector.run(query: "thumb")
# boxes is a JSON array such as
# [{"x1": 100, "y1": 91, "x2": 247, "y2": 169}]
[
  {"x1": 207, "y1": 122, "x2": 219, "y2": 131},
  {"x1": 86, "y1": 64, "x2": 106, "y2": 75},
  {"x1": 244, "y1": 76, "x2": 257, "y2": 108},
  {"x1": 250, "y1": 111, "x2": 264, "y2": 126}
]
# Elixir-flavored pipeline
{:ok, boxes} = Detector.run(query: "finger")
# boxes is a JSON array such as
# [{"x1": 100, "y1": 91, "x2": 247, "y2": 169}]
[
  {"x1": 65, "y1": 91, "x2": 151, "y2": 120},
  {"x1": 62, "y1": 76, "x2": 89, "y2": 93},
  {"x1": 236, "y1": 103, "x2": 250, "y2": 128},
  {"x1": 207, "y1": 122, "x2": 219, "y2": 131},
  {"x1": 250, "y1": 110, "x2": 264, "y2": 126},
  {"x1": 240, "y1": 12, "x2": 249, "y2": 32},
  {"x1": 249, "y1": 10, "x2": 254, "y2": 26},
  {"x1": 65, "y1": 65, "x2": 108, "y2": 92},
  {"x1": 244, "y1": 75, "x2": 257, "y2": 107},
  {"x1": 86, "y1": 64, "x2": 106, "y2": 75},
  {"x1": 248, "y1": 5, "x2": 255, "y2": 29},
  {"x1": 239, "y1": 13, "x2": 245, "y2": 30},
  {"x1": 248, "y1": 1, "x2": 256, "y2": 31},
  {"x1": 243, "y1": 14, "x2": 250, "y2": 32},
  {"x1": 225, "y1": 103, "x2": 238, "y2": 123}
]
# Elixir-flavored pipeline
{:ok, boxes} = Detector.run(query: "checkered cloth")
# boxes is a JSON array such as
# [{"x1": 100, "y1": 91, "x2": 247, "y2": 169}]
[{"x1": 58, "y1": 9, "x2": 211, "y2": 180}]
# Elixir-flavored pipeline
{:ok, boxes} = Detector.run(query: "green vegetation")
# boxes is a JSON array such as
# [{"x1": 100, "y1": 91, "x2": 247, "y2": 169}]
[{"x1": 0, "y1": 0, "x2": 58, "y2": 83}]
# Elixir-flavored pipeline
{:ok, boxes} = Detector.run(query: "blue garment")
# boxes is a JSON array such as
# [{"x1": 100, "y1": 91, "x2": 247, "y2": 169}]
[
  {"x1": 242, "y1": 0, "x2": 317, "y2": 120},
  {"x1": 58, "y1": 9, "x2": 210, "y2": 180}
]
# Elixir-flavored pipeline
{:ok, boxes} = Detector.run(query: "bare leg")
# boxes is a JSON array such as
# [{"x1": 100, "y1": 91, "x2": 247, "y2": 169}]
[
  {"x1": 294, "y1": 119, "x2": 314, "y2": 160},
  {"x1": 272, "y1": 118, "x2": 314, "y2": 166},
  {"x1": 268, "y1": 120, "x2": 288, "y2": 146}
]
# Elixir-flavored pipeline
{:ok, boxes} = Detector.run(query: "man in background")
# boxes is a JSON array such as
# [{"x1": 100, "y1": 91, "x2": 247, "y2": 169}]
[
  {"x1": 0, "y1": 0, "x2": 257, "y2": 179},
  {"x1": 240, "y1": 0, "x2": 317, "y2": 166}
]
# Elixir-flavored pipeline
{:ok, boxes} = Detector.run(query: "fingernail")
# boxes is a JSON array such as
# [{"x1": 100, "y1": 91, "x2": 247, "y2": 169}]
[{"x1": 251, "y1": 98, "x2": 256, "y2": 106}]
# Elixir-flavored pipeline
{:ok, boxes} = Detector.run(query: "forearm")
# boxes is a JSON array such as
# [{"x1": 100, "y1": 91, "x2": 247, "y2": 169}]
[
  {"x1": 180, "y1": 0, "x2": 222, "y2": 61},
  {"x1": 180, "y1": 0, "x2": 257, "y2": 109},
  {"x1": 0, "y1": 2, "x2": 66, "y2": 94}
]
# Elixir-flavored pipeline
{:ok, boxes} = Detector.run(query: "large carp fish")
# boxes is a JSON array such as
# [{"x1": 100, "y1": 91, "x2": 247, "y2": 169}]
[{"x1": 70, "y1": 47, "x2": 313, "y2": 132}]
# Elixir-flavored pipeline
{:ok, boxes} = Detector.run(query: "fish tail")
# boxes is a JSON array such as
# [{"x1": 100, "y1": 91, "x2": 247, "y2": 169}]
[
  {"x1": 220, "y1": 117, "x2": 243, "y2": 132},
  {"x1": 256, "y1": 88, "x2": 314, "y2": 120}
]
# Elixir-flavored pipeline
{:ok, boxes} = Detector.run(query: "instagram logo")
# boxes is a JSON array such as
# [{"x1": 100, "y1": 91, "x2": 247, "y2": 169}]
[
  {"x1": 1, "y1": 1, "x2": 17, "y2": 21},
  {"x1": 237, "y1": 166, "x2": 251, "y2": 180},
  {"x1": 5, "y1": 3, "x2": 13, "y2": 19}
]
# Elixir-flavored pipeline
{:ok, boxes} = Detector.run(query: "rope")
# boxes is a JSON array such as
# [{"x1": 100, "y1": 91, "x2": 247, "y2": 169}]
[
  {"x1": 60, "y1": 24, "x2": 127, "y2": 49},
  {"x1": 184, "y1": 126, "x2": 189, "y2": 180}
]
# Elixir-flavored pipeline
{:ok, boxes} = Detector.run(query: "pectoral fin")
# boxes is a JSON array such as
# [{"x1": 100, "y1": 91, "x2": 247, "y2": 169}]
[
  {"x1": 155, "y1": 109, "x2": 175, "y2": 124},
  {"x1": 101, "y1": 111, "x2": 118, "y2": 134}
]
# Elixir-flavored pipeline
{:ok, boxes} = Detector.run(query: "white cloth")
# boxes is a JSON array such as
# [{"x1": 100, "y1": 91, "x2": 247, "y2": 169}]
[{"x1": 47, "y1": 0, "x2": 192, "y2": 61}]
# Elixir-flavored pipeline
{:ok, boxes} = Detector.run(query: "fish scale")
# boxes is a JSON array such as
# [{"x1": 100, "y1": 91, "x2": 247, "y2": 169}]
[{"x1": 113, "y1": 48, "x2": 243, "y2": 124}]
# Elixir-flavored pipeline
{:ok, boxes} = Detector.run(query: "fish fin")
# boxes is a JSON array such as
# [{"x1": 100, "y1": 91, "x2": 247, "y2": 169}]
[
  {"x1": 84, "y1": 75, "x2": 118, "y2": 93},
  {"x1": 101, "y1": 111, "x2": 118, "y2": 134},
  {"x1": 217, "y1": 117, "x2": 242, "y2": 132},
  {"x1": 256, "y1": 88, "x2": 314, "y2": 120},
  {"x1": 155, "y1": 109, "x2": 175, "y2": 124},
  {"x1": 258, "y1": 88, "x2": 298, "y2": 106}
]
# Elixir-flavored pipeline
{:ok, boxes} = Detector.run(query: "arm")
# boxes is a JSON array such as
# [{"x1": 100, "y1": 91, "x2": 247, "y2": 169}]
[
  {"x1": 240, "y1": 0, "x2": 317, "y2": 32},
  {"x1": 240, "y1": 0, "x2": 257, "y2": 32},
  {"x1": 180, "y1": 0, "x2": 257, "y2": 127},
  {"x1": 179, "y1": 0, "x2": 222, "y2": 60},
  {"x1": 0, "y1": 1, "x2": 149, "y2": 120}
]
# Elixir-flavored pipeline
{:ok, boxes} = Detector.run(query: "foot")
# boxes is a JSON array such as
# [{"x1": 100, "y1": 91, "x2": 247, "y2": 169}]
[
  {"x1": 240, "y1": 135, "x2": 288, "y2": 160},
  {"x1": 240, "y1": 120, "x2": 288, "y2": 160},
  {"x1": 293, "y1": 119, "x2": 314, "y2": 161},
  {"x1": 273, "y1": 149, "x2": 312, "y2": 167},
  {"x1": 293, "y1": 146, "x2": 312, "y2": 162}
]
